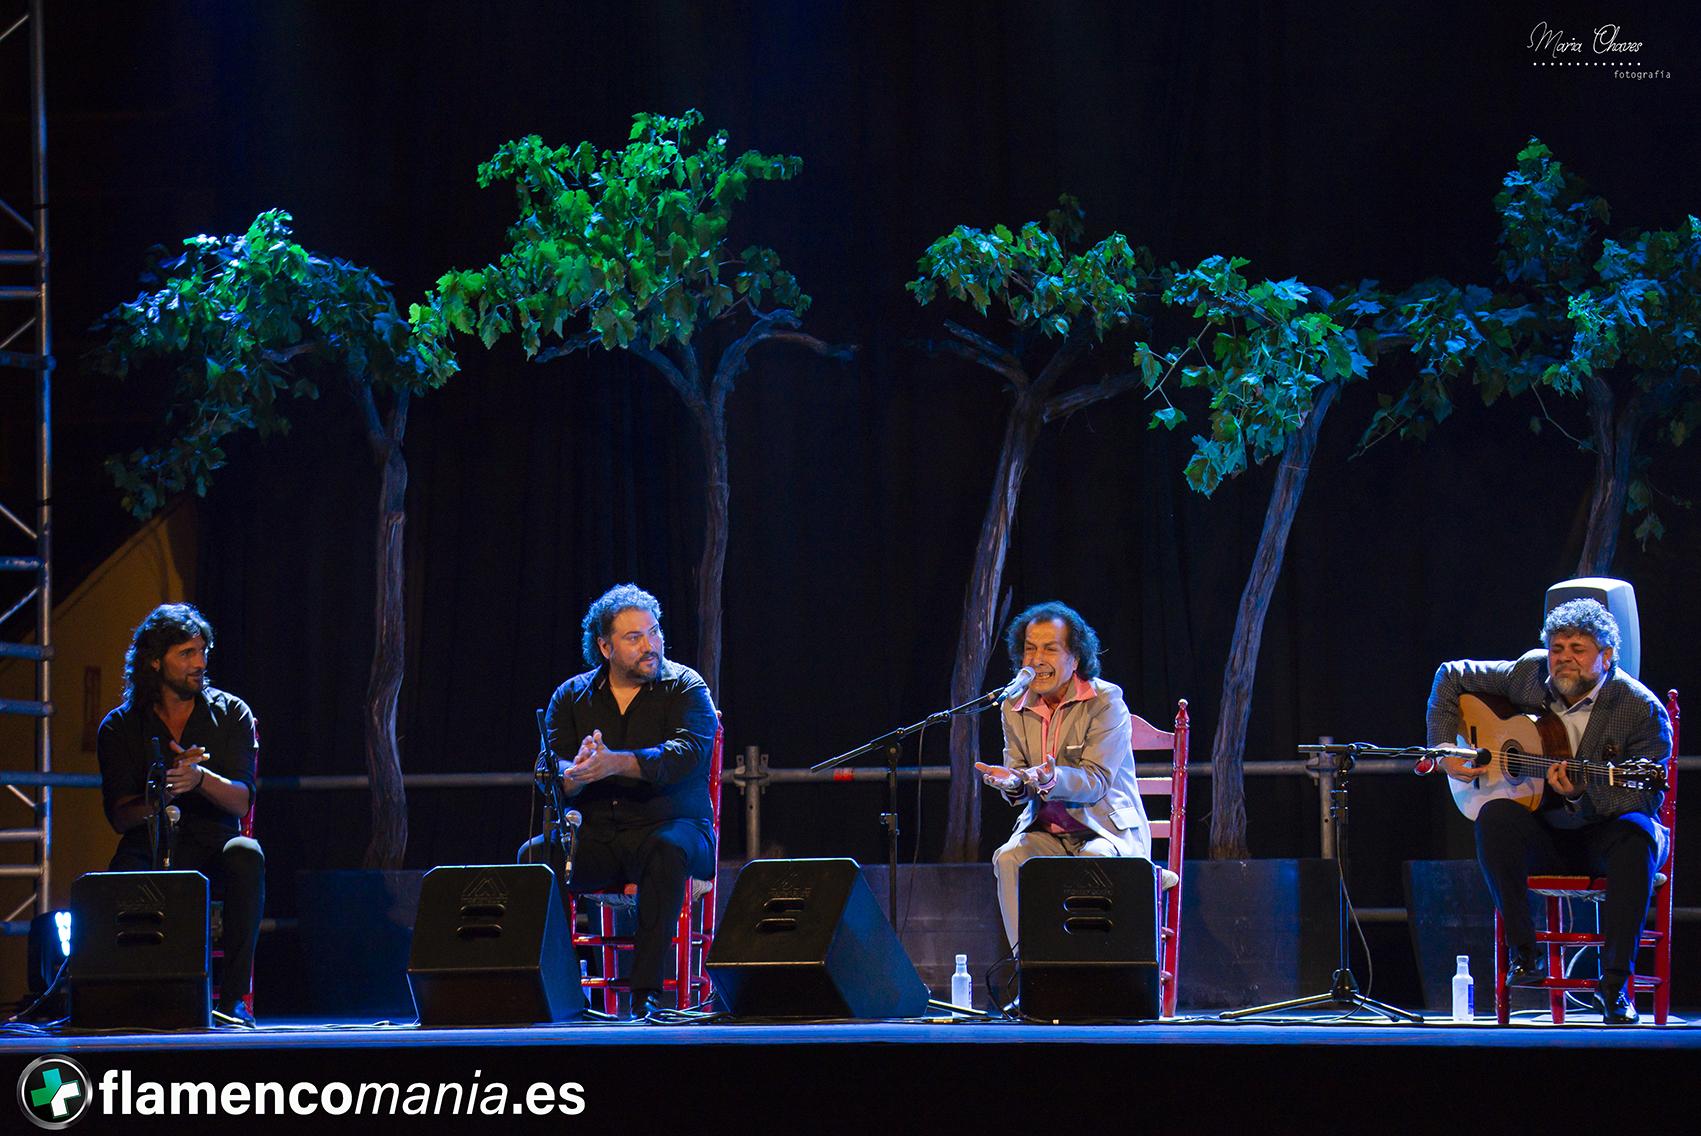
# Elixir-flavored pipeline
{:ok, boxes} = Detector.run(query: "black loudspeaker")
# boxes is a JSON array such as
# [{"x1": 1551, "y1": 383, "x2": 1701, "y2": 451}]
[
  {"x1": 70, "y1": 870, "x2": 210, "y2": 1029},
  {"x1": 407, "y1": 864, "x2": 584, "y2": 1025},
  {"x1": 1017, "y1": 856, "x2": 1161, "y2": 1021},
  {"x1": 706, "y1": 858, "x2": 929, "y2": 1018}
]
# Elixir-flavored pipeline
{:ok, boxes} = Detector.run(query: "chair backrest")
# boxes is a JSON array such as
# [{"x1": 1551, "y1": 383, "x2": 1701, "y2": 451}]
[
  {"x1": 1131, "y1": 699, "x2": 1189, "y2": 878},
  {"x1": 240, "y1": 717, "x2": 259, "y2": 839},
  {"x1": 1659, "y1": 689, "x2": 1680, "y2": 872},
  {"x1": 706, "y1": 715, "x2": 725, "y2": 865},
  {"x1": 1132, "y1": 699, "x2": 1188, "y2": 1018}
]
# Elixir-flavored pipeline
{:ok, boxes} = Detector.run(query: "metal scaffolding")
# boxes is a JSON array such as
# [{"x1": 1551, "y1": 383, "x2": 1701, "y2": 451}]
[{"x1": 0, "y1": 0, "x2": 53, "y2": 922}]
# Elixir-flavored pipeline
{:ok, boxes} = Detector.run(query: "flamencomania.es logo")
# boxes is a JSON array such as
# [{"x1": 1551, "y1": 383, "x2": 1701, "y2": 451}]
[{"x1": 17, "y1": 1056, "x2": 93, "y2": 1129}]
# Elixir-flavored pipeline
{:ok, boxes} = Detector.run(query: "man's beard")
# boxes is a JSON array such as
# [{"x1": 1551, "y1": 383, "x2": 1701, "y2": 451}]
[
  {"x1": 160, "y1": 672, "x2": 205, "y2": 700},
  {"x1": 617, "y1": 653, "x2": 661, "y2": 684},
  {"x1": 1551, "y1": 669, "x2": 1593, "y2": 701}
]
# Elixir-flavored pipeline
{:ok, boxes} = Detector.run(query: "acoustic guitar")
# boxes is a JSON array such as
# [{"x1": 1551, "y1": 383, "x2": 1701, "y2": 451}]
[{"x1": 1431, "y1": 692, "x2": 1667, "y2": 820}]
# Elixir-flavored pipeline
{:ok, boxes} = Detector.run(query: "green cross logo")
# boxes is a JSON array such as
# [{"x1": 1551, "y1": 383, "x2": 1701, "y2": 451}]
[{"x1": 16, "y1": 1057, "x2": 92, "y2": 1129}]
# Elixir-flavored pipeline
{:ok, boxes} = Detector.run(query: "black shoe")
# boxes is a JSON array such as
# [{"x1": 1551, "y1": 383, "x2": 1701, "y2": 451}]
[
  {"x1": 630, "y1": 989, "x2": 666, "y2": 1020},
  {"x1": 1596, "y1": 980, "x2": 1639, "y2": 1025},
  {"x1": 1507, "y1": 948, "x2": 1547, "y2": 986},
  {"x1": 213, "y1": 1003, "x2": 256, "y2": 1028}
]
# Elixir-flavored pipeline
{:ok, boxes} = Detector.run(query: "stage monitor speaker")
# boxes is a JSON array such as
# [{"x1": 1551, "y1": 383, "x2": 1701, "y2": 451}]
[
  {"x1": 407, "y1": 864, "x2": 584, "y2": 1025},
  {"x1": 1545, "y1": 577, "x2": 1640, "y2": 679},
  {"x1": 1017, "y1": 856, "x2": 1160, "y2": 1021},
  {"x1": 706, "y1": 858, "x2": 929, "y2": 1018},
  {"x1": 69, "y1": 870, "x2": 210, "y2": 1029}
]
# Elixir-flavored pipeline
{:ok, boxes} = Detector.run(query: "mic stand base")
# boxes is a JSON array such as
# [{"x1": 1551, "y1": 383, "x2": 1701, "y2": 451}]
[
  {"x1": 1220, "y1": 969, "x2": 1422, "y2": 1023},
  {"x1": 1221, "y1": 743, "x2": 1423, "y2": 1025}
]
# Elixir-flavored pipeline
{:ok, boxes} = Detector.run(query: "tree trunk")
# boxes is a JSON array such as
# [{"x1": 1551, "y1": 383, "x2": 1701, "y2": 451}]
[
  {"x1": 692, "y1": 402, "x2": 729, "y2": 697},
  {"x1": 942, "y1": 397, "x2": 1045, "y2": 861},
  {"x1": 1576, "y1": 377, "x2": 1628, "y2": 576},
  {"x1": 1208, "y1": 381, "x2": 1339, "y2": 859},
  {"x1": 362, "y1": 397, "x2": 410, "y2": 869}
]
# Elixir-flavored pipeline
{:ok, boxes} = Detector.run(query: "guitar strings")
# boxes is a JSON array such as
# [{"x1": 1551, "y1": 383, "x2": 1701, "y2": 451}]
[{"x1": 1444, "y1": 747, "x2": 1665, "y2": 786}]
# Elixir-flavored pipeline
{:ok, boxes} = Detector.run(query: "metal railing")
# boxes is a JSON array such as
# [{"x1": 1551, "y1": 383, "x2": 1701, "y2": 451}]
[{"x1": 5, "y1": 753, "x2": 1696, "y2": 934}]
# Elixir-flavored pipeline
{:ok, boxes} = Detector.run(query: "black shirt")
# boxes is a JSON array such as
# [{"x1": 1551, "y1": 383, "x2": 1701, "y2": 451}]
[
  {"x1": 542, "y1": 659, "x2": 716, "y2": 831},
  {"x1": 96, "y1": 688, "x2": 259, "y2": 843}
]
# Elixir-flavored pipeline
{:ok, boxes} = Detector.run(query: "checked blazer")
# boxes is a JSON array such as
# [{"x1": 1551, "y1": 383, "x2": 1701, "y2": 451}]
[{"x1": 1426, "y1": 648, "x2": 1672, "y2": 860}]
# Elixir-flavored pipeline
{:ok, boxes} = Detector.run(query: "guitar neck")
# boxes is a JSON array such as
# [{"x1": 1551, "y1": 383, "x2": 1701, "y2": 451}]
[{"x1": 1443, "y1": 745, "x2": 1662, "y2": 788}]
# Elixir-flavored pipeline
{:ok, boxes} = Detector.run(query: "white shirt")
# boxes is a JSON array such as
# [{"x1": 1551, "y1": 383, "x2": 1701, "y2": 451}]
[{"x1": 1547, "y1": 670, "x2": 1609, "y2": 754}]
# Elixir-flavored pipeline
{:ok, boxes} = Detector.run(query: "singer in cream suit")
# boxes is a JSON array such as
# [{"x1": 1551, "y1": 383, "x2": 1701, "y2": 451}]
[{"x1": 976, "y1": 601, "x2": 1150, "y2": 953}]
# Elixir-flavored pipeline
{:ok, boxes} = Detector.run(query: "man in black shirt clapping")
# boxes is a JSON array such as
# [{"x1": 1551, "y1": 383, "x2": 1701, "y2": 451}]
[
  {"x1": 96, "y1": 603, "x2": 265, "y2": 1026},
  {"x1": 520, "y1": 583, "x2": 717, "y2": 1018}
]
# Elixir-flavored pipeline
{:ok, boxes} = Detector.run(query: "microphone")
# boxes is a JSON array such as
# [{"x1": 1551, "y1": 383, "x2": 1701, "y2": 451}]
[
  {"x1": 1413, "y1": 745, "x2": 1486, "y2": 775},
  {"x1": 561, "y1": 809, "x2": 583, "y2": 883},
  {"x1": 163, "y1": 805, "x2": 181, "y2": 869},
  {"x1": 996, "y1": 667, "x2": 1037, "y2": 703}
]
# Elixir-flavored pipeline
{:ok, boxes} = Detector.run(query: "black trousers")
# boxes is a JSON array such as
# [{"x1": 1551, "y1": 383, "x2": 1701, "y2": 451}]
[
  {"x1": 110, "y1": 831, "x2": 266, "y2": 1009},
  {"x1": 1475, "y1": 798, "x2": 1658, "y2": 978},
  {"x1": 518, "y1": 817, "x2": 713, "y2": 993}
]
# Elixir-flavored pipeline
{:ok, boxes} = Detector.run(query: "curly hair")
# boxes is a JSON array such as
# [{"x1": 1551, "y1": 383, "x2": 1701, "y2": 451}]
[
  {"x1": 580, "y1": 583, "x2": 663, "y2": 671},
  {"x1": 124, "y1": 602, "x2": 215, "y2": 708},
  {"x1": 1004, "y1": 600, "x2": 1102, "y2": 680},
  {"x1": 1542, "y1": 597, "x2": 1621, "y2": 654}
]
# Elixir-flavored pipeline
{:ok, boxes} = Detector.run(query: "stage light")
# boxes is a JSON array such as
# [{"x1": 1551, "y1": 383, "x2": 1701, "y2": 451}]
[{"x1": 27, "y1": 909, "x2": 72, "y2": 997}]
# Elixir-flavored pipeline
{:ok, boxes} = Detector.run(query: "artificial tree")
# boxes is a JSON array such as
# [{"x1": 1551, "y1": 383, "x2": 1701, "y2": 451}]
[
  {"x1": 412, "y1": 110, "x2": 852, "y2": 696},
  {"x1": 92, "y1": 209, "x2": 445, "y2": 868},
  {"x1": 908, "y1": 196, "x2": 1160, "y2": 859},
  {"x1": 1362, "y1": 139, "x2": 1701, "y2": 574}
]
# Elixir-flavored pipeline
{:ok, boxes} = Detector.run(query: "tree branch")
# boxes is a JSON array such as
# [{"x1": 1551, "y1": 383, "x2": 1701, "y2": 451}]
[
  {"x1": 946, "y1": 321, "x2": 1028, "y2": 386},
  {"x1": 349, "y1": 376, "x2": 386, "y2": 449},
  {"x1": 761, "y1": 328, "x2": 858, "y2": 362},
  {"x1": 707, "y1": 306, "x2": 847, "y2": 408},
  {"x1": 1043, "y1": 369, "x2": 1141, "y2": 423},
  {"x1": 533, "y1": 331, "x2": 605, "y2": 364},
  {"x1": 261, "y1": 342, "x2": 320, "y2": 366},
  {"x1": 630, "y1": 341, "x2": 705, "y2": 411},
  {"x1": 1030, "y1": 330, "x2": 1090, "y2": 400},
  {"x1": 912, "y1": 321, "x2": 1028, "y2": 388}
]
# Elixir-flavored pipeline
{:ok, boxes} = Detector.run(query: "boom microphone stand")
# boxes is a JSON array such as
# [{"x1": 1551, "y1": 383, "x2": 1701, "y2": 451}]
[
  {"x1": 812, "y1": 680, "x2": 1020, "y2": 930},
  {"x1": 1222, "y1": 742, "x2": 1422, "y2": 1022},
  {"x1": 147, "y1": 738, "x2": 179, "y2": 870},
  {"x1": 532, "y1": 710, "x2": 581, "y2": 882}
]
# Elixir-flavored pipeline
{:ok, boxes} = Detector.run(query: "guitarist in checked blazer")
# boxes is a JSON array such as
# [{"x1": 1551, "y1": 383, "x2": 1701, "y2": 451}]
[{"x1": 1426, "y1": 598, "x2": 1672, "y2": 1024}]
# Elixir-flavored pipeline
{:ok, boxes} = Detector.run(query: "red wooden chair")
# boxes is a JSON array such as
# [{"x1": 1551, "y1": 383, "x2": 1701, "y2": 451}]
[
  {"x1": 570, "y1": 720, "x2": 723, "y2": 1013},
  {"x1": 1131, "y1": 699, "x2": 1189, "y2": 1018},
  {"x1": 1492, "y1": 688, "x2": 1680, "y2": 1025}
]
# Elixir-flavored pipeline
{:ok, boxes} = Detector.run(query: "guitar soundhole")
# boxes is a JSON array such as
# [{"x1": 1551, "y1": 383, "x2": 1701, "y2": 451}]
[{"x1": 1502, "y1": 744, "x2": 1526, "y2": 780}]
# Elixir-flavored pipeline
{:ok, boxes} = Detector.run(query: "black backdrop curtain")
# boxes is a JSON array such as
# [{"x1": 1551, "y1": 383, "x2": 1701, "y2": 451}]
[{"x1": 17, "y1": 1, "x2": 1700, "y2": 917}]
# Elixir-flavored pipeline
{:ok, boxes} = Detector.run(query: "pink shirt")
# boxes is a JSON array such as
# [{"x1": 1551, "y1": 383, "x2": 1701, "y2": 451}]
[{"x1": 1019, "y1": 676, "x2": 1096, "y2": 835}]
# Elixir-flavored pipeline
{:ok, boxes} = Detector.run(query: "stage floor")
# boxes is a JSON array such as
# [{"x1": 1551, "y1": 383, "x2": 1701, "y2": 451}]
[
  {"x1": 5, "y1": 1009, "x2": 1700, "y2": 1052},
  {"x1": 6, "y1": 1012, "x2": 1696, "y2": 1131}
]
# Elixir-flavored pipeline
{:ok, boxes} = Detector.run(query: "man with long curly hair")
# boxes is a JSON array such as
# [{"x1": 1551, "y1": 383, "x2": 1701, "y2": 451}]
[{"x1": 96, "y1": 602, "x2": 264, "y2": 1026}]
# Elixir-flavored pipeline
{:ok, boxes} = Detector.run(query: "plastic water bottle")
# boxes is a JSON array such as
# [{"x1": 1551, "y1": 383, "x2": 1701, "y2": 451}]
[
  {"x1": 951, "y1": 954, "x2": 973, "y2": 1009},
  {"x1": 1451, "y1": 955, "x2": 1474, "y2": 1022}
]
